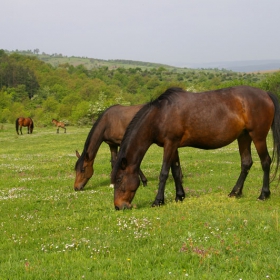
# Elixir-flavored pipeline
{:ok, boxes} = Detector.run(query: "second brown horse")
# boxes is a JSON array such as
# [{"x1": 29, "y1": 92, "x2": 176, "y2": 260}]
[{"x1": 74, "y1": 105, "x2": 148, "y2": 191}]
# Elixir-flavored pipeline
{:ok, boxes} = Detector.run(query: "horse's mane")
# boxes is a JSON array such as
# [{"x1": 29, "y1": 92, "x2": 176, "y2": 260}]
[
  {"x1": 154, "y1": 87, "x2": 184, "y2": 105},
  {"x1": 75, "y1": 105, "x2": 119, "y2": 171},
  {"x1": 112, "y1": 87, "x2": 184, "y2": 179}
]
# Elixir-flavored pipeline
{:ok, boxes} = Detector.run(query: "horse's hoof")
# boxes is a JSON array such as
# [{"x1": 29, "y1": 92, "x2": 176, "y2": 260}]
[
  {"x1": 151, "y1": 200, "x2": 164, "y2": 207},
  {"x1": 228, "y1": 191, "x2": 242, "y2": 198},
  {"x1": 258, "y1": 191, "x2": 271, "y2": 200},
  {"x1": 175, "y1": 195, "x2": 185, "y2": 202}
]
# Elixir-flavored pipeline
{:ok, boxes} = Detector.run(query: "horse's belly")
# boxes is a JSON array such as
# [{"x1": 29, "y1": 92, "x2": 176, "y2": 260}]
[{"x1": 180, "y1": 127, "x2": 242, "y2": 150}]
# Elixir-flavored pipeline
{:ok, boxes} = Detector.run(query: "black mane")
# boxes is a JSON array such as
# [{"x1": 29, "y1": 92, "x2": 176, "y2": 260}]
[
  {"x1": 112, "y1": 87, "x2": 184, "y2": 180},
  {"x1": 155, "y1": 87, "x2": 184, "y2": 104}
]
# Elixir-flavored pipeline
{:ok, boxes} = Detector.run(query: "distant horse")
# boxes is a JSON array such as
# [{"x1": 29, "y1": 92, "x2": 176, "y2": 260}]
[
  {"x1": 16, "y1": 117, "x2": 34, "y2": 135},
  {"x1": 52, "y1": 119, "x2": 66, "y2": 133},
  {"x1": 112, "y1": 86, "x2": 280, "y2": 210},
  {"x1": 74, "y1": 104, "x2": 150, "y2": 191}
]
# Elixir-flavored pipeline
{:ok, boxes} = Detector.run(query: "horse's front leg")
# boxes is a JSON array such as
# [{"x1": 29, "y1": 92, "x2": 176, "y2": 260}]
[
  {"x1": 152, "y1": 145, "x2": 177, "y2": 207},
  {"x1": 139, "y1": 169, "x2": 148, "y2": 186},
  {"x1": 109, "y1": 145, "x2": 118, "y2": 187},
  {"x1": 57, "y1": 128, "x2": 59, "y2": 134},
  {"x1": 171, "y1": 149, "x2": 185, "y2": 202},
  {"x1": 109, "y1": 144, "x2": 118, "y2": 169}
]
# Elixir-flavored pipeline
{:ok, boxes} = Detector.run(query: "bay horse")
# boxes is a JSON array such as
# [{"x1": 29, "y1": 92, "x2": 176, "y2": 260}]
[
  {"x1": 15, "y1": 117, "x2": 34, "y2": 135},
  {"x1": 74, "y1": 104, "x2": 152, "y2": 191},
  {"x1": 112, "y1": 86, "x2": 280, "y2": 210},
  {"x1": 52, "y1": 119, "x2": 66, "y2": 133}
]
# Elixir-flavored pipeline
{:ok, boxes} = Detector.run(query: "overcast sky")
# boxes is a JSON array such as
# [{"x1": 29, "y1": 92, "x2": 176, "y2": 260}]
[{"x1": 2, "y1": 0, "x2": 280, "y2": 67}]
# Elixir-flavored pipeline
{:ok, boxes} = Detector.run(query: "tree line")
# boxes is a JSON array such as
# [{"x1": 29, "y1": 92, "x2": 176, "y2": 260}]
[{"x1": 0, "y1": 49, "x2": 279, "y2": 127}]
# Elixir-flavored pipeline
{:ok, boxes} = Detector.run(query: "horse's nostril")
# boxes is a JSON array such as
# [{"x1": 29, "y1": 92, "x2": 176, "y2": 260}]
[{"x1": 115, "y1": 206, "x2": 120, "y2": 210}]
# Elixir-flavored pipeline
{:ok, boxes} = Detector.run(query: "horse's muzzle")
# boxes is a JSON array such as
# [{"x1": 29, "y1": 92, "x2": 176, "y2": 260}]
[{"x1": 114, "y1": 202, "x2": 132, "y2": 210}]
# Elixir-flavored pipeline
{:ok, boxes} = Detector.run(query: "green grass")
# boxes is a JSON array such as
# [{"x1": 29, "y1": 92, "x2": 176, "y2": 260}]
[{"x1": 0, "y1": 123, "x2": 280, "y2": 279}]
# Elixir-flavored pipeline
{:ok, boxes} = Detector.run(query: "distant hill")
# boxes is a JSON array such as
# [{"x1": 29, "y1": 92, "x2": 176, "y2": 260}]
[
  {"x1": 184, "y1": 60, "x2": 280, "y2": 73},
  {"x1": 4, "y1": 49, "x2": 280, "y2": 73}
]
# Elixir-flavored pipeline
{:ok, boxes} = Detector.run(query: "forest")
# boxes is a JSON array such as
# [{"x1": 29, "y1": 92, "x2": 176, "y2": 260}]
[{"x1": 1, "y1": 49, "x2": 280, "y2": 127}]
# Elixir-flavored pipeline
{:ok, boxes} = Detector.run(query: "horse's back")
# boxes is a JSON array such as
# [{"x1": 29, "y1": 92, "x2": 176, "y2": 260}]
[
  {"x1": 103, "y1": 104, "x2": 144, "y2": 144},
  {"x1": 107, "y1": 104, "x2": 143, "y2": 122},
  {"x1": 154, "y1": 86, "x2": 275, "y2": 149}
]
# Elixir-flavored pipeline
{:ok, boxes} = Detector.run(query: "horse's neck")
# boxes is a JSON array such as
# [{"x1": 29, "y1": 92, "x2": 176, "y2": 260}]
[
  {"x1": 123, "y1": 126, "x2": 154, "y2": 170},
  {"x1": 86, "y1": 122, "x2": 107, "y2": 162}
]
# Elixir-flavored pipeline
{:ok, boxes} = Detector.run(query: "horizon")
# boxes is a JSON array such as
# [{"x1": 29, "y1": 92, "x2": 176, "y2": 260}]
[{"x1": 1, "y1": 1, "x2": 280, "y2": 67}]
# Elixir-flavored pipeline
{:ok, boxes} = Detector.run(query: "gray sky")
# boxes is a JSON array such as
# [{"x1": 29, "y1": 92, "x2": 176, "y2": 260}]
[{"x1": 2, "y1": 0, "x2": 280, "y2": 67}]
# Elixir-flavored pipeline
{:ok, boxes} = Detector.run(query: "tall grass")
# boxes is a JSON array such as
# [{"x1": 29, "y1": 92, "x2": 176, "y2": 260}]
[{"x1": 0, "y1": 123, "x2": 279, "y2": 279}]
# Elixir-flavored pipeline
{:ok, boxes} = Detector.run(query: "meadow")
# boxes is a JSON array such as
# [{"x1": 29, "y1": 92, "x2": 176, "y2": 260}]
[{"x1": 0, "y1": 123, "x2": 279, "y2": 279}]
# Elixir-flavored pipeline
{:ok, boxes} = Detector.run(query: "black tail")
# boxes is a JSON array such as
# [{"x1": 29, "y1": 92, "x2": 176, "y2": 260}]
[
  {"x1": 30, "y1": 118, "x2": 34, "y2": 133},
  {"x1": 15, "y1": 118, "x2": 19, "y2": 134},
  {"x1": 268, "y1": 92, "x2": 280, "y2": 183}
]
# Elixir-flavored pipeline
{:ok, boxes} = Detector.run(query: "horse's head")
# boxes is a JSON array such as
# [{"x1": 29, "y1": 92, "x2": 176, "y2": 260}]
[
  {"x1": 113, "y1": 157, "x2": 140, "y2": 210},
  {"x1": 74, "y1": 150, "x2": 94, "y2": 191}
]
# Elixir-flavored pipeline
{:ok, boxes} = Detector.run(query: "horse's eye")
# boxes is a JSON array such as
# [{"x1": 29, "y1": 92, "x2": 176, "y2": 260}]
[
  {"x1": 81, "y1": 168, "x2": 85, "y2": 173},
  {"x1": 116, "y1": 177, "x2": 122, "y2": 183}
]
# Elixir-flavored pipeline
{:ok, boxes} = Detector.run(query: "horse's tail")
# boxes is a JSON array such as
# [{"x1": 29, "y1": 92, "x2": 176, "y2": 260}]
[
  {"x1": 268, "y1": 92, "x2": 280, "y2": 184},
  {"x1": 15, "y1": 118, "x2": 19, "y2": 134},
  {"x1": 30, "y1": 118, "x2": 34, "y2": 133}
]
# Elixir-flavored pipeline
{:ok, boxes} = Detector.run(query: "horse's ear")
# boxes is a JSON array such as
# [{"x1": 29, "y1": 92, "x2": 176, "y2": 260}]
[
  {"x1": 76, "y1": 150, "x2": 80, "y2": 158},
  {"x1": 120, "y1": 158, "x2": 127, "y2": 170}
]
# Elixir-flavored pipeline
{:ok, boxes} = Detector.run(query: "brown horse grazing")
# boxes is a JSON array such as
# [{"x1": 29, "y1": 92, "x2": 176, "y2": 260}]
[
  {"x1": 52, "y1": 119, "x2": 66, "y2": 133},
  {"x1": 74, "y1": 104, "x2": 151, "y2": 191},
  {"x1": 16, "y1": 117, "x2": 34, "y2": 135},
  {"x1": 112, "y1": 86, "x2": 280, "y2": 210}
]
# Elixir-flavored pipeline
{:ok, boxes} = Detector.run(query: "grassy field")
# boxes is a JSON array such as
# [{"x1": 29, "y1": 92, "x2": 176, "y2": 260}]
[{"x1": 0, "y1": 123, "x2": 280, "y2": 279}]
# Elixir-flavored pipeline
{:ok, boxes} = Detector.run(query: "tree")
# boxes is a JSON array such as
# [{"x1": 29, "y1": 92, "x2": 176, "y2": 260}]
[
  {"x1": 0, "y1": 55, "x2": 39, "y2": 98},
  {"x1": 0, "y1": 90, "x2": 12, "y2": 109},
  {"x1": 261, "y1": 72, "x2": 280, "y2": 97},
  {"x1": 71, "y1": 101, "x2": 91, "y2": 123},
  {"x1": 42, "y1": 96, "x2": 59, "y2": 113},
  {"x1": 8, "y1": 85, "x2": 30, "y2": 103}
]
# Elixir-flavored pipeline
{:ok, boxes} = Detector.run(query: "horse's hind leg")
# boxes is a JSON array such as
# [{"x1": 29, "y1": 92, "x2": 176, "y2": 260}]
[
  {"x1": 57, "y1": 128, "x2": 59, "y2": 133},
  {"x1": 63, "y1": 127, "x2": 66, "y2": 133},
  {"x1": 171, "y1": 149, "x2": 185, "y2": 202},
  {"x1": 253, "y1": 139, "x2": 271, "y2": 200},
  {"x1": 20, "y1": 126, "x2": 23, "y2": 135},
  {"x1": 229, "y1": 133, "x2": 253, "y2": 198}
]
